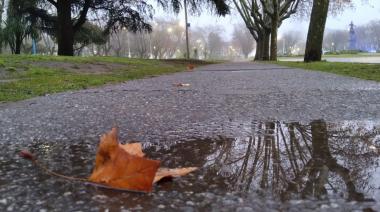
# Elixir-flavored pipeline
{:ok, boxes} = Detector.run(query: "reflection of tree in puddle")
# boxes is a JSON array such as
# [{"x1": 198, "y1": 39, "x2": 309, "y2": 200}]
[
  {"x1": 18, "y1": 120, "x2": 379, "y2": 209},
  {"x1": 152, "y1": 120, "x2": 380, "y2": 202},
  {"x1": 198, "y1": 120, "x2": 380, "y2": 201}
]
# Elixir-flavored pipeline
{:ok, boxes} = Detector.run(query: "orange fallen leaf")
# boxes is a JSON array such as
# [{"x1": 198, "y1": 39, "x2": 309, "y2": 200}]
[
  {"x1": 119, "y1": 143, "x2": 145, "y2": 157},
  {"x1": 187, "y1": 64, "x2": 195, "y2": 70},
  {"x1": 154, "y1": 167, "x2": 198, "y2": 183},
  {"x1": 89, "y1": 128, "x2": 198, "y2": 192},
  {"x1": 89, "y1": 128, "x2": 160, "y2": 192}
]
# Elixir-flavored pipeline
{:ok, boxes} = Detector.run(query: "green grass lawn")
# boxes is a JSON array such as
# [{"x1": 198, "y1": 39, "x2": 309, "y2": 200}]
[
  {"x1": 0, "y1": 55, "x2": 213, "y2": 103},
  {"x1": 279, "y1": 53, "x2": 380, "y2": 59},
  {"x1": 276, "y1": 61, "x2": 380, "y2": 82},
  {"x1": 323, "y1": 53, "x2": 380, "y2": 58}
]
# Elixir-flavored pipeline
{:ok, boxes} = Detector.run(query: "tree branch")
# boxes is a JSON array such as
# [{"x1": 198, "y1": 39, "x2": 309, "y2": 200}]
[
  {"x1": 46, "y1": 0, "x2": 57, "y2": 8},
  {"x1": 73, "y1": 0, "x2": 91, "y2": 32}
]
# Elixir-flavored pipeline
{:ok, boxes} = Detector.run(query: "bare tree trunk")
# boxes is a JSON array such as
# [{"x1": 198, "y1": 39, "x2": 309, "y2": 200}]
[
  {"x1": 304, "y1": 0, "x2": 329, "y2": 62},
  {"x1": 0, "y1": 0, "x2": 5, "y2": 53},
  {"x1": 103, "y1": 38, "x2": 112, "y2": 56},
  {"x1": 262, "y1": 31, "x2": 271, "y2": 61},
  {"x1": 255, "y1": 38, "x2": 263, "y2": 61},
  {"x1": 15, "y1": 35, "x2": 22, "y2": 54},
  {"x1": 270, "y1": 0, "x2": 279, "y2": 61},
  {"x1": 254, "y1": 30, "x2": 270, "y2": 61},
  {"x1": 57, "y1": 0, "x2": 74, "y2": 56}
]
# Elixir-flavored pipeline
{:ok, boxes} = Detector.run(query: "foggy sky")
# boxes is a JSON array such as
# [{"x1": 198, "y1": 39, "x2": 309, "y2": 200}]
[{"x1": 155, "y1": 0, "x2": 380, "y2": 40}]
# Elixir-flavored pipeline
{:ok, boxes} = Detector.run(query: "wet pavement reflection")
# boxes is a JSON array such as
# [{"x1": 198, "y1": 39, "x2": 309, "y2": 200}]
[{"x1": 1, "y1": 120, "x2": 379, "y2": 211}]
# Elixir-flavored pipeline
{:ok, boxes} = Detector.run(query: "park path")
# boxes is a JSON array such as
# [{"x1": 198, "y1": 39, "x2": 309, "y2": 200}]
[
  {"x1": 1, "y1": 62, "x2": 380, "y2": 211},
  {"x1": 1, "y1": 61, "x2": 380, "y2": 144}
]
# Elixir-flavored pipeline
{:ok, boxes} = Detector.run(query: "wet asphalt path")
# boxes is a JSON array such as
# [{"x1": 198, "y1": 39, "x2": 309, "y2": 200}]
[
  {"x1": 1, "y1": 62, "x2": 379, "y2": 144},
  {"x1": 1, "y1": 62, "x2": 380, "y2": 211}
]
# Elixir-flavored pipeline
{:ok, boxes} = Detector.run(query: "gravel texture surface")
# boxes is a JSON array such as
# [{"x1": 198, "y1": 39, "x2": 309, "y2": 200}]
[
  {"x1": 1, "y1": 62, "x2": 379, "y2": 211},
  {"x1": 1, "y1": 62, "x2": 380, "y2": 143}
]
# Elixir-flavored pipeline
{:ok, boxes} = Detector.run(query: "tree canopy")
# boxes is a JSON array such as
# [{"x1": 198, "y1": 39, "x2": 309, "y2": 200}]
[
  {"x1": 23, "y1": 0, "x2": 230, "y2": 56},
  {"x1": 3, "y1": 0, "x2": 39, "y2": 54}
]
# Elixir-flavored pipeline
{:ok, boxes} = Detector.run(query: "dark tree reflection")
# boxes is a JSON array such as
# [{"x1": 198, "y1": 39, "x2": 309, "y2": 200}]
[
  {"x1": 149, "y1": 120, "x2": 380, "y2": 202},
  {"x1": 24, "y1": 120, "x2": 379, "y2": 204}
]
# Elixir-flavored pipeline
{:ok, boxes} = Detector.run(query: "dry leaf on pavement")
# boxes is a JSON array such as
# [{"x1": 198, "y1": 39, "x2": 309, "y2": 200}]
[{"x1": 88, "y1": 128, "x2": 197, "y2": 192}]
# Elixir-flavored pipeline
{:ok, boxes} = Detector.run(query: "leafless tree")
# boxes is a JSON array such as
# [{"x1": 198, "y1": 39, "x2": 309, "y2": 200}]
[
  {"x1": 233, "y1": 0, "x2": 301, "y2": 61},
  {"x1": 278, "y1": 30, "x2": 304, "y2": 55},
  {"x1": 232, "y1": 24, "x2": 255, "y2": 58},
  {"x1": 323, "y1": 29, "x2": 349, "y2": 52},
  {"x1": 356, "y1": 20, "x2": 380, "y2": 52},
  {"x1": 207, "y1": 32, "x2": 225, "y2": 59},
  {"x1": 159, "y1": 120, "x2": 379, "y2": 201},
  {"x1": 130, "y1": 32, "x2": 150, "y2": 59},
  {"x1": 150, "y1": 19, "x2": 185, "y2": 59}
]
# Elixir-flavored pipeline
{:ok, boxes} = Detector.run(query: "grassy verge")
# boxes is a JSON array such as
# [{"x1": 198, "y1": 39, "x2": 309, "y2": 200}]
[
  {"x1": 276, "y1": 61, "x2": 380, "y2": 82},
  {"x1": 0, "y1": 55, "x2": 214, "y2": 102},
  {"x1": 279, "y1": 53, "x2": 380, "y2": 60},
  {"x1": 323, "y1": 53, "x2": 380, "y2": 58}
]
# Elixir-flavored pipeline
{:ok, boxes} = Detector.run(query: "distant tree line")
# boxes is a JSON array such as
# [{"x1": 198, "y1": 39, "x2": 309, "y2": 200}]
[
  {"x1": 0, "y1": 0, "x2": 229, "y2": 56},
  {"x1": 323, "y1": 20, "x2": 380, "y2": 53},
  {"x1": 0, "y1": 0, "x2": 371, "y2": 63}
]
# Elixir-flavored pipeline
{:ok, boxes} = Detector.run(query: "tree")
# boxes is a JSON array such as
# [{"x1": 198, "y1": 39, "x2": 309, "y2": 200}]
[
  {"x1": 0, "y1": 0, "x2": 5, "y2": 53},
  {"x1": 233, "y1": 0, "x2": 301, "y2": 61},
  {"x1": 25, "y1": 0, "x2": 230, "y2": 56},
  {"x1": 267, "y1": 0, "x2": 301, "y2": 60},
  {"x1": 130, "y1": 32, "x2": 150, "y2": 58},
  {"x1": 233, "y1": 0, "x2": 271, "y2": 60},
  {"x1": 207, "y1": 32, "x2": 224, "y2": 59},
  {"x1": 356, "y1": 20, "x2": 380, "y2": 52},
  {"x1": 304, "y1": 0, "x2": 330, "y2": 62},
  {"x1": 323, "y1": 29, "x2": 348, "y2": 52},
  {"x1": 74, "y1": 23, "x2": 108, "y2": 55},
  {"x1": 150, "y1": 19, "x2": 184, "y2": 59},
  {"x1": 25, "y1": 0, "x2": 153, "y2": 56},
  {"x1": 278, "y1": 30, "x2": 303, "y2": 55},
  {"x1": 3, "y1": 0, "x2": 38, "y2": 54},
  {"x1": 107, "y1": 30, "x2": 129, "y2": 57},
  {"x1": 232, "y1": 24, "x2": 255, "y2": 58},
  {"x1": 189, "y1": 26, "x2": 216, "y2": 59},
  {"x1": 302, "y1": 0, "x2": 356, "y2": 61}
]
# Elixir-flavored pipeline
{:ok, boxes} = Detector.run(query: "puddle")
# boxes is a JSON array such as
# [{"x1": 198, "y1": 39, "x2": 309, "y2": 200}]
[{"x1": 1, "y1": 120, "x2": 380, "y2": 211}]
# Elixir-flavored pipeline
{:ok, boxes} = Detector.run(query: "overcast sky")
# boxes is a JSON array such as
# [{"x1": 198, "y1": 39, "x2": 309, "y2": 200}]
[{"x1": 155, "y1": 0, "x2": 380, "y2": 40}]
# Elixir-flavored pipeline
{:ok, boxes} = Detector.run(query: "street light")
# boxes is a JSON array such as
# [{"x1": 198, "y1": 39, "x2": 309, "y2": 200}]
[{"x1": 178, "y1": 21, "x2": 185, "y2": 28}]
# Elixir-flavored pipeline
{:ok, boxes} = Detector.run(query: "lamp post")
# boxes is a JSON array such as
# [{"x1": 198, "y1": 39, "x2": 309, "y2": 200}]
[{"x1": 184, "y1": 0, "x2": 190, "y2": 59}]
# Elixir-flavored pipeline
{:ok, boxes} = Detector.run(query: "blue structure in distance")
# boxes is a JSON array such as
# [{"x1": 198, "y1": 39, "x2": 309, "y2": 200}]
[{"x1": 348, "y1": 21, "x2": 357, "y2": 50}]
